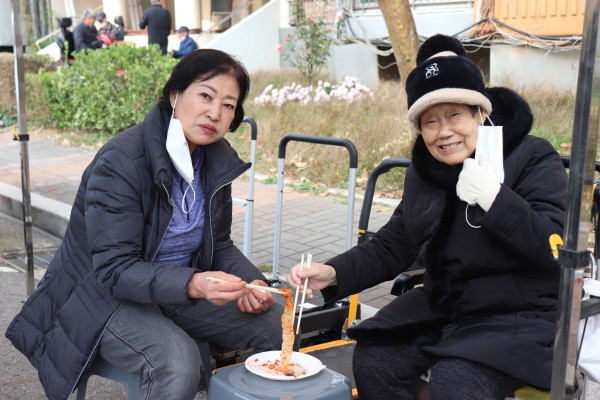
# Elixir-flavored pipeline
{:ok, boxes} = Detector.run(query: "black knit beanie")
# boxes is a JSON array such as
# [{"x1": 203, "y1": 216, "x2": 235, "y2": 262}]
[{"x1": 405, "y1": 34, "x2": 492, "y2": 133}]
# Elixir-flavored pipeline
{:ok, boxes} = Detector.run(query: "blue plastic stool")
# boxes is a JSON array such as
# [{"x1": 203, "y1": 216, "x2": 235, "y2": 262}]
[
  {"x1": 76, "y1": 356, "x2": 141, "y2": 400},
  {"x1": 76, "y1": 339, "x2": 212, "y2": 399}
]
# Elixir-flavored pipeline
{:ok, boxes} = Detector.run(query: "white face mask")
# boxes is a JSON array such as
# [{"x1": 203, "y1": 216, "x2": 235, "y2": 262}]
[
  {"x1": 166, "y1": 93, "x2": 196, "y2": 213},
  {"x1": 166, "y1": 94, "x2": 194, "y2": 185},
  {"x1": 475, "y1": 109, "x2": 505, "y2": 183}
]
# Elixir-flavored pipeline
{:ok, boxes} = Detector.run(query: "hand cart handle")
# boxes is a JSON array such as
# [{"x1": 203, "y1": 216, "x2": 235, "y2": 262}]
[
  {"x1": 561, "y1": 156, "x2": 600, "y2": 172},
  {"x1": 242, "y1": 116, "x2": 258, "y2": 141},
  {"x1": 358, "y1": 158, "x2": 411, "y2": 245},
  {"x1": 272, "y1": 134, "x2": 359, "y2": 282},
  {"x1": 278, "y1": 133, "x2": 358, "y2": 168}
]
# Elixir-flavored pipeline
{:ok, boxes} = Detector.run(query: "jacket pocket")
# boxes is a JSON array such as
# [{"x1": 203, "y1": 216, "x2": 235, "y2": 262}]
[{"x1": 456, "y1": 274, "x2": 534, "y2": 316}]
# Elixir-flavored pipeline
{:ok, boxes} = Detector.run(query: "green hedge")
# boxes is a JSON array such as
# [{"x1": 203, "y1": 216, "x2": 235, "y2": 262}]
[
  {"x1": 0, "y1": 53, "x2": 56, "y2": 117},
  {"x1": 41, "y1": 44, "x2": 177, "y2": 135}
]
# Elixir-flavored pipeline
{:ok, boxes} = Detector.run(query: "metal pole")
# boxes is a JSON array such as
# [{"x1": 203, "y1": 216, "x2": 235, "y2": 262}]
[
  {"x1": 551, "y1": 0, "x2": 600, "y2": 398},
  {"x1": 272, "y1": 158, "x2": 286, "y2": 282},
  {"x1": 241, "y1": 117, "x2": 257, "y2": 260},
  {"x1": 345, "y1": 168, "x2": 356, "y2": 250},
  {"x1": 11, "y1": 0, "x2": 35, "y2": 296}
]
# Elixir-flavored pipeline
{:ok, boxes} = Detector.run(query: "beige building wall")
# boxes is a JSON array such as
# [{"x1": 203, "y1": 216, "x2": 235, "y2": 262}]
[{"x1": 483, "y1": 0, "x2": 585, "y2": 36}]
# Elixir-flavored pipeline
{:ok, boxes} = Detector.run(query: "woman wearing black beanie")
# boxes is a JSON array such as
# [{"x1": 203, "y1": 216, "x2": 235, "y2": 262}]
[{"x1": 288, "y1": 34, "x2": 567, "y2": 399}]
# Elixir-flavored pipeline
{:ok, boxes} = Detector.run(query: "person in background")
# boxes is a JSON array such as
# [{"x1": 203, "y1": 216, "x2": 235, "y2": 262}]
[
  {"x1": 6, "y1": 49, "x2": 283, "y2": 400},
  {"x1": 73, "y1": 8, "x2": 102, "y2": 52},
  {"x1": 287, "y1": 34, "x2": 567, "y2": 399},
  {"x1": 139, "y1": 0, "x2": 172, "y2": 55},
  {"x1": 97, "y1": 12, "x2": 119, "y2": 46},
  {"x1": 172, "y1": 26, "x2": 198, "y2": 59},
  {"x1": 113, "y1": 15, "x2": 126, "y2": 41}
]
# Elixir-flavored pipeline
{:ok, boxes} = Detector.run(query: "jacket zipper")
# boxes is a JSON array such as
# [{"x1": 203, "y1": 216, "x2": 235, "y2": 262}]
[
  {"x1": 71, "y1": 182, "x2": 174, "y2": 395},
  {"x1": 205, "y1": 164, "x2": 250, "y2": 268},
  {"x1": 151, "y1": 182, "x2": 175, "y2": 262}
]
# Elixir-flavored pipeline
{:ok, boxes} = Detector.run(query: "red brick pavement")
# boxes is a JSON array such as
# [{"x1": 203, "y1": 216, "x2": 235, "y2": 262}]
[{"x1": 0, "y1": 131, "x2": 399, "y2": 310}]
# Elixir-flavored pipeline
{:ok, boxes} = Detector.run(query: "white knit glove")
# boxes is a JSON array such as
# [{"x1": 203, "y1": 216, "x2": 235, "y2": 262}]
[{"x1": 456, "y1": 156, "x2": 501, "y2": 212}]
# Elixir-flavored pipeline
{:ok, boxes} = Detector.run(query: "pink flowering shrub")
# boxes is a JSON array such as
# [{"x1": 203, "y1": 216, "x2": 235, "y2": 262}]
[{"x1": 254, "y1": 76, "x2": 373, "y2": 107}]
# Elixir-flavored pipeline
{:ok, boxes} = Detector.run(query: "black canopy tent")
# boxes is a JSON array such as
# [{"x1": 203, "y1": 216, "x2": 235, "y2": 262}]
[
  {"x1": 10, "y1": 0, "x2": 34, "y2": 296},
  {"x1": 551, "y1": 0, "x2": 600, "y2": 398}
]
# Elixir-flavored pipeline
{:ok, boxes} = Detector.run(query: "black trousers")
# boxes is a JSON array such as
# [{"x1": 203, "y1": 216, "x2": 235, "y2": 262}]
[{"x1": 353, "y1": 338, "x2": 525, "y2": 400}]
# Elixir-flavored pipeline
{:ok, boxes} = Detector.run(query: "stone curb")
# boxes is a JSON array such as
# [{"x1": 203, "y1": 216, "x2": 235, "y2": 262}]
[
  {"x1": 0, "y1": 181, "x2": 70, "y2": 239},
  {"x1": 0, "y1": 174, "x2": 399, "y2": 244}
]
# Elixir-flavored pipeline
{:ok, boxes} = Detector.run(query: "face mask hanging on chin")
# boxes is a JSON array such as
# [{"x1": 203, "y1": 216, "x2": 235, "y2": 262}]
[
  {"x1": 167, "y1": 118, "x2": 194, "y2": 185},
  {"x1": 166, "y1": 94, "x2": 196, "y2": 213},
  {"x1": 475, "y1": 109, "x2": 505, "y2": 183}
]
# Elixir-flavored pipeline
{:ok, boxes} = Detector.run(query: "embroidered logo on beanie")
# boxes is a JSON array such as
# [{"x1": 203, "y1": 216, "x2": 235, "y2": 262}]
[
  {"x1": 425, "y1": 63, "x2": 439, "y2": 79},
  {"x1": 405, "y1": 34, "x2": 492, "y2": 133}
]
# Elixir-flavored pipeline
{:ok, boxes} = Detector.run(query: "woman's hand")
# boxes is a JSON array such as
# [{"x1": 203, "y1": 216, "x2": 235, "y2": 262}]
[
  {"x1": 237, "y1": 280, "x2": 274, "y2": 314},
  {"x1": 187, "y1": 271, "x2": 246, "y2": 306},
  {"x1": 456, "y1": 156, "x2": 501, "y2": 212},
  {"x1": 286, "y1": 261, "x2": 337, "y2": 299}
]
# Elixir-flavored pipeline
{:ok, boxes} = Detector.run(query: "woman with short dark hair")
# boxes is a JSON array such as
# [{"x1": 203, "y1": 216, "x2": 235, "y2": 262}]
[{"x1": 6, "y1": 49, "x2": 282, "y2": 400}]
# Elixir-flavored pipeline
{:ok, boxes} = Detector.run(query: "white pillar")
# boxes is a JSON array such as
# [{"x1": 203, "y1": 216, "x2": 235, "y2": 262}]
[
  {"x1": 49, "y1": 0, "x2": 75, "y2": 17},
  {"x1": 102, "y1": 0, "x2": 127, "y2": 25},
  {"x1": 174, "y1": 0, "x2": 202, "y2": 30},
  {"x1": 201, "y1": 0, "x2": 211, "y2": 31},
  {"x1": 63, "y1": 0, "x2": 75, "y2": 17}
]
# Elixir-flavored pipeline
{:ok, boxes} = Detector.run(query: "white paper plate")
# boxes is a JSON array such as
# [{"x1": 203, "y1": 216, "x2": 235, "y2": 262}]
[{"x1": 245, "y1": 351, "x2": 326, "y2": 381}]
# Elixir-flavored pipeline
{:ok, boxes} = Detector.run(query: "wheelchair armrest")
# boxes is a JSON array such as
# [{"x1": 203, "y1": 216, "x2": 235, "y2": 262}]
[{"x1": 390, "y1": 268, "x2": 425, "y2": 296}]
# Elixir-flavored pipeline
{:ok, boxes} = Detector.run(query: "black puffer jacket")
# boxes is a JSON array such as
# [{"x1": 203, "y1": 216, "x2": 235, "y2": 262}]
[
  {"x1": 5, "y1": 104, "x2": 264, "y2": 400},
  {"x1": 324, "y1": 87, "x2": 567, "y2": 389}
]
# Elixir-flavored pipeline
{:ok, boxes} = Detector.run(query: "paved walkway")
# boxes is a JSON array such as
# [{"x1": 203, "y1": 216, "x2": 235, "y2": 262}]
[{"x1": 0, "y1": 130, "x2": 400, "y2": 309}]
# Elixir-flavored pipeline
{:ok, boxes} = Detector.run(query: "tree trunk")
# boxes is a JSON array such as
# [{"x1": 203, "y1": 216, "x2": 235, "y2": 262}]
[{"x1": 378, "y1": 0, "x2": 419, "y2": 84}]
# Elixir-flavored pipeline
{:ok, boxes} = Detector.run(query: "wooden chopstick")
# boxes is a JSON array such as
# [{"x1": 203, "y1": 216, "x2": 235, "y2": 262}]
[
  {"x1": 246, "y1": 283, "x2": 285, "y2": 294},
  {"x1": 291, "y1": 254, "x2": 305, "y2": 327},
  {"x1": 206, "y1": 276, "x2": 285, "y2": 294},
  {"x1": 296, "y1": 253, "x2": 312, "y2": 335}
]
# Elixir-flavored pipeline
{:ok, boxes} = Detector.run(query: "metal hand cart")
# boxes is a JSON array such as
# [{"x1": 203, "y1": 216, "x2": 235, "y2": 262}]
[
  {"x1": 291, "y1": 157, "x2": 412, "y2": 399},
  {"x1": 268, "y1": 133, "x2": 361, "y2": 344},
  {"x1": 271, "y1": 133, "x2": 359, "y2": 281}
]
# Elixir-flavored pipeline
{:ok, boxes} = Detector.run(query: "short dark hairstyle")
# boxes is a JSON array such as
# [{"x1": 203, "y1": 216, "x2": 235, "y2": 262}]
[{"x1": 161, "y1": 49, "x2": 250, "y2": 132}]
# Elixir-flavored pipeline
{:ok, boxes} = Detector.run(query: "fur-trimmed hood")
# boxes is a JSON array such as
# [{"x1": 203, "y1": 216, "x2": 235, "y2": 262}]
[{"x1": 486, "y1": 86, "x2": 533, "y2": 157}]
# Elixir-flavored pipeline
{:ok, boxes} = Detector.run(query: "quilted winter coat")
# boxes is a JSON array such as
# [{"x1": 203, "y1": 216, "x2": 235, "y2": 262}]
[
  {"x1": 5, "y1": 104, "x2": 265, "y2": 400},
  {"x1": 324, "y1": 87, "x2": 568, "y2": 390}
]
